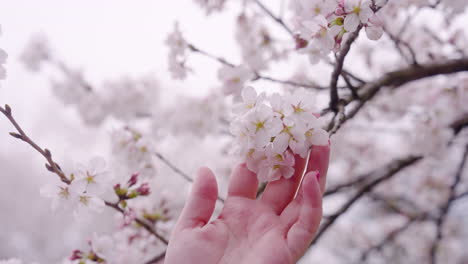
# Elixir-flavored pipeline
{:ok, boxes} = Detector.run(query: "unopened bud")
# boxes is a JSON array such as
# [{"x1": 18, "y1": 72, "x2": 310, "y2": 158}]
[
  {"x1": 70, "y1": 250, "x2": 83, "y2": 261},
  {"x1": 4, "y1": 104, "x2": 11, "y2": 115},
  {"x1": 127, "y1": 173, "x2": 139, "y2": 187},
  {"x1": 9, "y1": 132, "x2": 22, "y2": 139},
  {"x1": 137, "y1": 183, "x2": 151, "y2": 196}
]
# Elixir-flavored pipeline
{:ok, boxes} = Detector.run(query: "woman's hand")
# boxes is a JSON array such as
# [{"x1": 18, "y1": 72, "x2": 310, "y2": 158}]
[{"x1": 165, "y1": 145, "x2": 330, "y2": 264}]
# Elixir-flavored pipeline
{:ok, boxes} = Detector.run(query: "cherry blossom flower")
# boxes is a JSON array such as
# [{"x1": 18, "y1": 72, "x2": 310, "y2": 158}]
[
  {"x1": 242, "y1": 103, "x2": 283, "y2": 149},
  {"x1": 233, "y1": 86, "x2": 266, "y2": 114},
  {"x1": 365, "y1": 14, "x2": 384, "y2": 40},
  {"x1": 73, "y1": 156, "x2": 112, "y2": 195},
  {"x1": 91, "y1": 233, "x2": 114, "y2": 259},
  {"x1": 217, "y1": 65, "x2": 254, "y2": 96},
  {"x1": 343, "y1": 0, "x2": 374, "y2": 32},
  {"x1": 231, "y1": 87, "x2": 329, "y2": 181},
  {"x1": 257, "y1": 147, "x2": 295, "y2": 182},
  {"x1": 40, "y1": 182, "x2": 78, "y2": 212}
]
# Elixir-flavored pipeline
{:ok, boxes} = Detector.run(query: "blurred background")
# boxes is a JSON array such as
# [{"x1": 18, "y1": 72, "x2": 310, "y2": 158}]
[{"x1": 1, "y1": 0, "x2": 468, "y2": 263}]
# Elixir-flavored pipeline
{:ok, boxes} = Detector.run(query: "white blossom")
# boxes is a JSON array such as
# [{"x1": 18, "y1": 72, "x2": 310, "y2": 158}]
[
  {"x1": 343, "y1": 0, "x2": 374, "y2": 33},
  {"x1": 20, "y1": 34, "x2": 50, "y2": 72},
  {"x1": 217, "y1": 64, "x2": 254, "y2": 96},
  {"x1": 231, "y1": 87, "x2": 329, "y2": 181}
]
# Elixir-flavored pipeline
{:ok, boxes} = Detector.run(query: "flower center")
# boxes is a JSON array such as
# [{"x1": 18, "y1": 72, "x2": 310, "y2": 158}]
[
  {"x1": 255, "y1": 121, "x2": 265, "y2": 132},
  {"x1": 79, "y1": 195, "x2": 89, "y2": 206}
]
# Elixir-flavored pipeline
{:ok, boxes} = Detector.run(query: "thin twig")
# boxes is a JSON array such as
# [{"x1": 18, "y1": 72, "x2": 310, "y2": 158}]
[
  {"x1": 154, "y1": 151, "x2": 225, "y2": 203},
  {"x1": 0, "y1": 105, "x2": 70, "y2": 184},
  {"x1": 188, "y1": 43, "x2": 325, "y2": 90},
  {"x1": 251, "y1": 0, "x2": 294, "y2": 38},
  {"x1": 429, "y1": 143, "x2": 468, "y2": 264},
  {"x1": 0, "y1": 105, "x2": 169, "y2": 246},
  {"x1": 144, "y1": 251, "x2": 166, "y2": 264},
  {"x1": 311, "y1": 155, "x2": 422, "y2": 245}
]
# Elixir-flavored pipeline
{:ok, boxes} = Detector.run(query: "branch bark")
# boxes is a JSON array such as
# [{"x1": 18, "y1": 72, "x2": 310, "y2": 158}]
[{"x1": 311, "y1": 155, "x2": 422, "y2": 246}]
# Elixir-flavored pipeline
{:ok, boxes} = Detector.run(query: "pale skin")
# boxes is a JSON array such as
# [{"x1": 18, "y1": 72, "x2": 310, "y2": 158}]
[{"x1": 165, "y1": 145, "x2": 330, "y2": 264}]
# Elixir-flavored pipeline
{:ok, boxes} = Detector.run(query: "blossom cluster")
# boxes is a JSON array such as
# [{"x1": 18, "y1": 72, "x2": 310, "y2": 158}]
[
  {"x1": 0, "y1": 25, "x2": 7, "y2": 84},
  {"x1": 235, "y1": 13, "x2": 288, "y2": 71},
  {"x1": 111, "y1": 127, "x2": 156, "y2": 179},
  {"x1": 230, "y1": 87, "x2": 329, "y2": 182},
  {"x1": 40, "y1": 157, "x2": 112, "y2": 220},
  {"x1": 166, "y1": 23, "x2": 189, "y2": 80},
  {"x1": 291, "y1": 0, "x2": 384, "y2": 64},
  {"x1": 20, "y1": 36, "x2": 158, "y2": 126},
  {"x1": 193, "y1": 0, "x2": 227, "y2": 14}
]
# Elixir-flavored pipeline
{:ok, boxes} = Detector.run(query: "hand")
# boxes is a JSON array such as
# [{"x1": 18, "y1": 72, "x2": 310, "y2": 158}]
[{"x1": 165, "y1": 145, "x2": 330, "y2": 264}]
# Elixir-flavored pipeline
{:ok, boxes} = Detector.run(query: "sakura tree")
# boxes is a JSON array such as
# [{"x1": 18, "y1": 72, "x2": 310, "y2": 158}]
[{"x1": 1, "y1": 0, "x2": 468, "y2": 263}]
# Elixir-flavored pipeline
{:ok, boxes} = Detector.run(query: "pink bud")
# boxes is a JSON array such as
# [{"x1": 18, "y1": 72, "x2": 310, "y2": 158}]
[
  {"x1": 128, "y1": 173, "x2": 139, "y2": 187},
  {"x1": 137, "y1": 183, "x2": 151, "y2": 196},
  {"x1": 70, "y1": 250, "x2": 83, "y2": 260}
]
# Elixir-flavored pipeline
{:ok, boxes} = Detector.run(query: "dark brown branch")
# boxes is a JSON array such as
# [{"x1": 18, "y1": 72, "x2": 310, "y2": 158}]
[
  {"x1": 450, "y1": 113, "x2": 468, "y2": 136},
  {"x1": 429, "y1": 143, "x2": 468, "y2": 264},
  {"x1": 145, "y1": 251, "x2": 166, "y2": 264},
  {"x1": 360, "y1": 214, "x2": 429, "y2": 262},
  {"x1": 323, "y1": 58, "x2": 468, "y2": 132},
  {"x1": 154, "y1": 151, "x2": 225, "y2": 203},
  {"x1": 311, "y1": 155, "x2": 422, "y2": 245},
  {"x1": 329, "y1": 26, "x2": 363, "y2": 112}
]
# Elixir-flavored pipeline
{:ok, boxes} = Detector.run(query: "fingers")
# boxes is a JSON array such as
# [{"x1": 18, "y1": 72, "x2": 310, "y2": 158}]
[
  {"x1": 175, "y1": 167, "x2": 218, "y2": 231},
  {"x1": 260, "y1": 155, "x2": 307, "y2": 214},
  {"x1": 227, "y1": 163, "x2": 259, "y2": 200},
  {"x1": 286, "y1": 171, "x2": 323, "y2": 259},
  {"x1": 306, "y1": 144, "x2": 330, "y2": 194}
]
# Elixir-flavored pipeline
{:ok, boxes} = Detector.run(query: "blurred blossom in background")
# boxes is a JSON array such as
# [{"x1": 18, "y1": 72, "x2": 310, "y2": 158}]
[{"x1": 1, "y1": 0, "x2": 468, "y2": 264}]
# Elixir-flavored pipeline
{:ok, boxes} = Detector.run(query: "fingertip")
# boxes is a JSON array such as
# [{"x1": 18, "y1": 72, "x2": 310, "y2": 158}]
[
  {"x1": 194, "y1": 166, "x2": 218, "y2": 200},
  {"x1": 227, "y1": 163, "x2": 258, "y2": 199},
  {"x1": 302, "y1": 171, "x2": 321, "y2": 208}
]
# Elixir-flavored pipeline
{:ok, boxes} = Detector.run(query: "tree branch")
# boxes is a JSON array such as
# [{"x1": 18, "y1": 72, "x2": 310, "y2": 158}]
[
  {"x1": 329, "y1": 26, "x2": 363, "y2": 112},
  {"x1": 154, "y1": 151, "x2": 225, "y2": 203},
  {"x1": 429, "y1": 143, "x2": 468, "y2": 264},
  {"x1": 323, "y1": 58, "x2": 468, "y2": 133},
  {"x1": 0, "y1": 105, "x2": 169, "y2": 246},
  {"x1": 311, "y1": 155, "x2": 422, "y2": 245},
  {"x1": 251, "y1": 0, "x2": 294, "y2": 38}
]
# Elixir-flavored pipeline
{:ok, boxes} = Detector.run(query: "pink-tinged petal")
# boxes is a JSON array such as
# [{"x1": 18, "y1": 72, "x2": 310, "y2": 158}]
[
  {"x1": 273, "y1": 132, "x2": 290, "y2": 153},
  {"x1": 359, "y1": 7, "x2": 374, "y2": 23},
  {"x1": 369, "y1": 14, "x2": 384, "y2": 27},
  {"x1": 344, "y1": 13, "x2": 360, "y2": 32},
  {"x1": 281, "y1": 166, "x2": 295, "y2": 179},
  {"x1": 366, "y1": 25, "x2": 383, "y2": 40},
  {"x1": 310, "y1": 129, "x2": 329, "y2": 146}
]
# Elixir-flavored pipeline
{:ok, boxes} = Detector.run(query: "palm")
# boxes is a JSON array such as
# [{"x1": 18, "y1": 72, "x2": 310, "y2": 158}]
[{"x1": 166, "y1": 146, "x2": 330, "y2": 264}]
